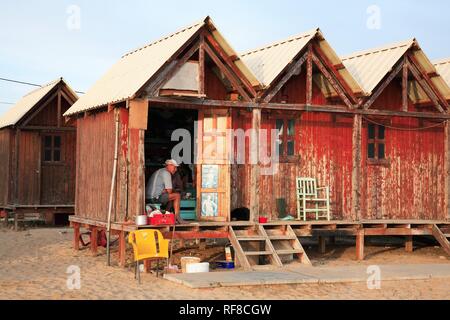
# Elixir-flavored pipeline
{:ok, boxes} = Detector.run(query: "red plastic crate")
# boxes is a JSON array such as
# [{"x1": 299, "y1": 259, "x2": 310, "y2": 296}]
[{"x1": 149, "y1": 213, "x2": 175, "y2": 226}]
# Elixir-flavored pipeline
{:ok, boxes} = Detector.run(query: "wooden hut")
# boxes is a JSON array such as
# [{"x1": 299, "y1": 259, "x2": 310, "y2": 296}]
[
  {"x1": 65, "y1": 17, "x2": 450, "y2": 268},
  {"x1": 0, "y1": 78, "x2": 78, "y2": 226}
]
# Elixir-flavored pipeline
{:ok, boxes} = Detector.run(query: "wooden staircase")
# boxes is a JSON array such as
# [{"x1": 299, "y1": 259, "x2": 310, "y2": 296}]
[
  {"x1": 229, "y1": 224, "x2": 311, "y2": 270},
  {"x1": 432, "y1": 224, "x2": 450, "y2": 256}
]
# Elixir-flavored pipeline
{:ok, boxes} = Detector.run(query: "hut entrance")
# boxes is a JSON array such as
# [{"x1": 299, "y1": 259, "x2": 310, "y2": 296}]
[
  {"x1": 145, "y1": 107, "x2": 198, "y2": 220},
  {"x1": 145, "y1": 107, "x2": 232, "y2": 222}
]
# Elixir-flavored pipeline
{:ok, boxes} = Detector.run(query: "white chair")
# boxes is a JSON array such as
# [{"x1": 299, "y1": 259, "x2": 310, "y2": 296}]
[{"x1": 296, "y1": 178, "x2": 330, "y2": 221}]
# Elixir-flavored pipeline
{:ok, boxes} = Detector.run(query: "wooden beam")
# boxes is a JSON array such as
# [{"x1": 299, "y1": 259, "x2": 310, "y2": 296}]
[
  {"x1": 73, "y1": 223, "x2": 80, "y2": 251},
  {"x1": 351, "y1": 114, "x2": 362, "y2": 220},
  {"x1": 198, "y1": 34, "x2": 205, "y2": 96},
  {"x1": 90, "y1": 226, "x2": 98, "y2": 256},
  {"x1": 362, "y1": 61, "x2": 404, "y2": 110},
  {"x1": 407, "y1": 57, "x2": 446, "y2": 113},
  {"x1": 408, "y1": 53, "x2": 449, "y2": 110},
  {"x1": 203, "y1": 42, "x2": 252, "y2": 102},
  {"x1": 313, "y1": 44, "x2": 358, "y2": 104},
  {"x1": 311, "y1": 53, "x2": 354, "y2": 109},
  {"x1": 356, "y1": 229, "x2": 364, "y2": 261},
  {"x1": 402, "y1": 57, "x2": 409, "y2": 112},
  {"x1": 263, "y1": 51, "x2": 309, "y2": 103},
  {"x1": 249, "y1": 108, "x2": 261, "y2": 222},
  {"x1": 306, "y1": 44, "x2": 313, "y2": 105},
  {"x1": 405, "y1": 235, "x2": 413, "y2": 253},
  {"x1": 118, "y1": 230, "x2": 126, "y2": 267},
  {"x1": 203, "y1": 31, "x2": 257, "y2": 97},
  {"x1": 431, "y1": 225, "x2": 450, "y2": 255},
  {"x1": 147, "y1": 97, "x2": 450, "y2": 119},
  {"x1": 57, "y1": 90, "x2": 62, "y2": 128},
  {"x1": 318, "y1": 236, "x2": 326, "y2": 254},
  {"x1": 445, "y1": 121, "x2": 450, "y2": 220},
  {"x1": 19, "y1": 126, "x2": 76, "y2": 131}
]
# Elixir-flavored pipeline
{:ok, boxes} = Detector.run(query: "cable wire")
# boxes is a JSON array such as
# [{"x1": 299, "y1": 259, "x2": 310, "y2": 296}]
[{"x1": 362, "y1": 115, "x2": 447, "y2": 131}]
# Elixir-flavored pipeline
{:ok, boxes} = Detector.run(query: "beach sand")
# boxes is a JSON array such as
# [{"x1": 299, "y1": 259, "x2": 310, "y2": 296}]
[{"x1": 0, "y1": 226, "x2": 449, "y2": 300}]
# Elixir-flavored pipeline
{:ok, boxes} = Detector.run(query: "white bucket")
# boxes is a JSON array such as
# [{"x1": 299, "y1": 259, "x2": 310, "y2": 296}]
[{"x1": 185, "y1": 262, "x2": 210, "y2": 273}]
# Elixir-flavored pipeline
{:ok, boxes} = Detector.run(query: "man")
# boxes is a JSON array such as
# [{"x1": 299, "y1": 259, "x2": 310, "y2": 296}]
[{"x1": 146, "y1": 159, "x2": 186, "y2": 224}]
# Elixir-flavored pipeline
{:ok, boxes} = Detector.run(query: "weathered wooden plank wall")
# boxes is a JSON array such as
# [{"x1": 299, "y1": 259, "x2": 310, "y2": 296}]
[
  {"x1": 361, "y1": 81, "x2": 446, "y2": 220},
  {"x1": 75, "y1": 110, "x2": 116, "y2": 220},
  {"x1": 0, "y1": 129, "x2": 11, "y2": 206}
]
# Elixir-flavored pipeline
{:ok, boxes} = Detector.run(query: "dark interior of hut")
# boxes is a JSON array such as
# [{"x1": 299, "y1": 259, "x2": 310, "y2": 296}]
[{"x1": 145, "y1": 107, "x2": 198, "y2": 220}]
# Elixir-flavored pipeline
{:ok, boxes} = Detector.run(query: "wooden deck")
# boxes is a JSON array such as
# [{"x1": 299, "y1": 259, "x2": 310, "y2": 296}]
[{"x1": 68, "y1": 216, "x2": 450, "y2": 268}]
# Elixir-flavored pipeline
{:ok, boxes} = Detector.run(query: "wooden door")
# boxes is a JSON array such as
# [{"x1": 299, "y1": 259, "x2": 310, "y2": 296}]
[
  {"x1": 196, "y1": 109, "x2": 231, "y2": 222},
  {"x1": 17, "y1": 131, "x2": 41, "y2": 205}
]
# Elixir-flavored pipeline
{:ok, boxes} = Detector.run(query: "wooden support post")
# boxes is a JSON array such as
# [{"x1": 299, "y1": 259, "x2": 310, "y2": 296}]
[
  {"x1": 445, "y1": 121, "x2": 450, "y2": 220},
  {"x1": 198, "y1": 239, "x2": 207, "y2": 251},
  {"x1": 356, "y1": 229, "x2": 365, "y2": 261},
  {"x1": 329, "y1": 236, "x2": 336, "y2": 245},
  {"x1": 405, "y1": 235, "x2": 413, "y2": 253},
  {"x1": 402, "y1": 58, "x2": 409, "y2": 112},
  {"x1": 90, "y1": 227, "x2": 98, "y2": 255},
  {"x1": 14, "y1": 212, "x2": 19, "y2": 231},
  {"x1": 306, "y1": 44, "x2": 313, "y2": 105},
  {"x1": 318, "y1": 236, "x2": 326, "y2": 254},
  {"x1": 144, "y1": 260, "x2": 152, "y2": 273},
  {"x1": 250, "y1": 108, "x2": 261, "y2": 222},
  {"x1": 73, "y1": 223, "x2": 80, "y2": 251},
  {"x1": 351, "y1": 115, "x2": 362, "y2": 221},
  {"x1": 119, "y1": 231, "x2": 126, "y2": 267}
]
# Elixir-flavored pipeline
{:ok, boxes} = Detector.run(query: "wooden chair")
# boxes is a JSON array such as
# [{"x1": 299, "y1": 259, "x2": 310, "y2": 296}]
[{"x1": 296, "y1": 178, "x2": 330, "y2": 221}]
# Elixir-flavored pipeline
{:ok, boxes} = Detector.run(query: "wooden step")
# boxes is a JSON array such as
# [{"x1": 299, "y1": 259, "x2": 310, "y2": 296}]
[
  {"x1": 276, "y1": 249, "x2": 304, "y2": 255},
  {"x1": 269, "y1": 235, "x2": 298, "y2": 240},
  {"x1": 244, "y1": 251, "x2": 273, "y2": 256},
  {"x1": 236, "y1": 236, "x2": 267, "y2": 241}
]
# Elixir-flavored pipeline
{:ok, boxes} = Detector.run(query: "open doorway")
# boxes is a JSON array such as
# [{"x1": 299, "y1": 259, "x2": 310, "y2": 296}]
[{"x1": 145, "y1": 107, "x2": 198, "y2": 220}]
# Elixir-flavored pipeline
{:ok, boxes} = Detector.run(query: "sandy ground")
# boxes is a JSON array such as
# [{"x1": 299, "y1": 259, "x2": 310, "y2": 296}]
[{"x1": 0, "y1": 225, "x2": 449, "y2": 300}]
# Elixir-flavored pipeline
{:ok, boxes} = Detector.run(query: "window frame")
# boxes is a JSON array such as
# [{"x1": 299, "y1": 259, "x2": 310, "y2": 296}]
[
  {"x1": 367, "y1": 123, "x2": 389, "y2": 166},
  {"x1": 275, "y1": 117, "x2": 299, "y2": 163},
  {"x1": 42, "y1": 134, "x2": 63, "y2": 164}
]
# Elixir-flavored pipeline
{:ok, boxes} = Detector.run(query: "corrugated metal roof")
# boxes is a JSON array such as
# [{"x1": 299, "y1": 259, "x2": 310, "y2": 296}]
[
  {"x1": 241, "y1": 29, "x2": 316, "y2": 88},
  {"x1": 0, "y1": 78, "x2": 71, "y2": 129},
  {"x1": 341, "y1": 39, "x2": 414, "y2": 95},
  {"x1": 240, "y1": 28, "x2": 363, "y2": 96},
  {"x1": 64, "y1": 16, "x2": 260, "y2": 116},
  {"x1": 342, "y1": 39, "x2": 450, "y2": 102},
  {"x1": 434, "y1": 58, "x2": 450, "y2": 88}
]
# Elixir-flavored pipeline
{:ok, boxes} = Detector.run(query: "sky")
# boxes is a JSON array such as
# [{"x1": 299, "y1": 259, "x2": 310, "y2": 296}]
[{"x1": 0, "y1": 0, "x2": 449, "y2": 114}]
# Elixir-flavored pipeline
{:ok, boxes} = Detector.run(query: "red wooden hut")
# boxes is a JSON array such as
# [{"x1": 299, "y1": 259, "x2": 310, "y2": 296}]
[
  {"x1": 64, "y1": 18, "x2": 450, "y2": 269},
  {"x1": 0, "y1": 78, "x2": 78, "y2": 227}
]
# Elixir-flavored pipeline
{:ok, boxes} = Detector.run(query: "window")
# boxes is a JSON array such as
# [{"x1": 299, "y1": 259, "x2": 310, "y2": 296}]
[
  {"x1": 43, "y1": 135, "x2": 62, "y2": 162},
  {"x1": 276, "y1": 118, "x2": 296, "y2": 160},
  {"x1": 367, "y1": 124, "x2": 386, "y2": 161}
]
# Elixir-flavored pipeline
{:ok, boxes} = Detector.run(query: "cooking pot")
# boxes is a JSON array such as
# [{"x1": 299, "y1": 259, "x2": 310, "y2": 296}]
[{"x1": 135, "y1": 215, "x2": 148, "y2": 226}]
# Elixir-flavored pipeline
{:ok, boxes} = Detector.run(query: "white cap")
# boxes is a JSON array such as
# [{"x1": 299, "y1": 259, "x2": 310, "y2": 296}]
[{"x1": 165, "y1": 159, "x2": 179, "y2": 167}]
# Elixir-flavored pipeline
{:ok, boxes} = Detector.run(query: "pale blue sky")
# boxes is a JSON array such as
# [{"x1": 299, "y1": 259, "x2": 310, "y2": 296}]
[{"x1": 0, "y1": 0, "x2": 449, "y2": 114}]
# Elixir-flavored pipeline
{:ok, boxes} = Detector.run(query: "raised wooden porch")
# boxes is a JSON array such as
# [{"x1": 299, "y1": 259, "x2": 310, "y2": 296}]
[{"x1": 69, "y1": 216, "x2": 450, "y2": 269}]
